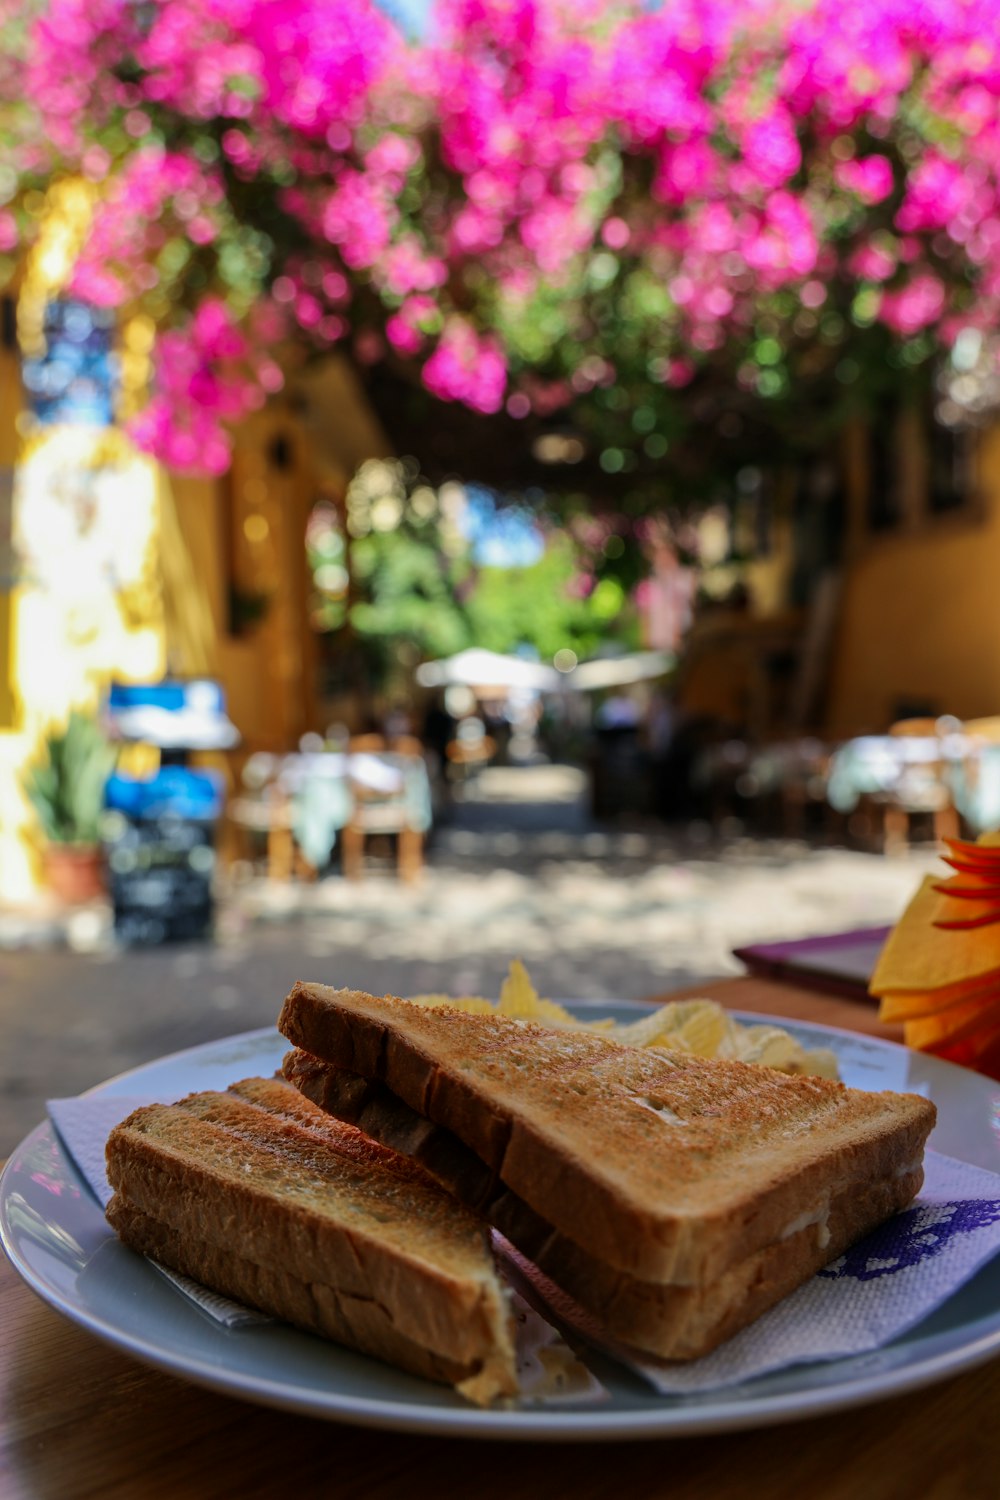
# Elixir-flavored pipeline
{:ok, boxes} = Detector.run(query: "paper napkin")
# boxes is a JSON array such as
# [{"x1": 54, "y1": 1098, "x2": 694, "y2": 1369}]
[
  {"x1": 503, "y1": 1149, "x2": 1000, "y2": 1394},
  {"x1": 49, "y1": 1094, "x2": 272, "y2": 1328},
  {"x1": 50, "y1": 1094, "x2": 1000, "y2": 1397}
]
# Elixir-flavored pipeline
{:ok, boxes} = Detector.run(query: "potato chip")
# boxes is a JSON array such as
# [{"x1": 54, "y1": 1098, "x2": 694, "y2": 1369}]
[
  {"x1": 674, "y1": 1002, "x2": 730, "y2": 1058},
  {"x1": 792, "y1": 1047, "x2": 840, "y2": 1080},
  {"x1": 605, "y1": 1004, "x2": 688, "y2": 1051},
  {"x1": 407, "y1": 993, "x2": 496, "y2": 1014},
  {"x1": 735, "y1": 1025, "x2": 803, "y2": 1069},
  {"x1": 497, "y1": 959, "x2": 576, "y2": 1025},
  {"x1": 497, "y1": 958, "x2": 538, "y2": 1016},
  {"x1": 407, "y1": 961, "x2": 838, "y2": 1079}
]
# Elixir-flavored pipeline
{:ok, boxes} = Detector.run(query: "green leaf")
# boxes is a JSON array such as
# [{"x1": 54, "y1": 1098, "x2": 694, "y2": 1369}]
[{"x1": 21, "y1": 713, "x2": 116, "y2": 846}]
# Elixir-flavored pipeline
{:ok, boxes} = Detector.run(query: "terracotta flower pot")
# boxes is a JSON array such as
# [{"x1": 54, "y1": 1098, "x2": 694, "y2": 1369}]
[{"x1": 43, "y1": 844, "x2": 106, "y2": 905}]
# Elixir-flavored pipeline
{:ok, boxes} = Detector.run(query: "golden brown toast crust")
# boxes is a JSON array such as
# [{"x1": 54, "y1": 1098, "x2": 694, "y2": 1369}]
[
  {"x1": 106, "y1": 1200, "x2": 492, "y2": 1392},
  {"x1": 277, "y1": 983, "x2": 937, "y2": 1284},
  {"x1": 104, "y1": 1076, "x2": 517, "y2": 1403},
  {"x1": 283, "y1": 1046, "x2": 925, "y2": 1360},
  {"x1": 282, "y1": 1048, "x2": 501, "y2": 1211}
]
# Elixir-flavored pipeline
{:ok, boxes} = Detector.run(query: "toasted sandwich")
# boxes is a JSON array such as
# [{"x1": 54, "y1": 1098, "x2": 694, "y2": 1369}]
[
  {"x1": 278, "y1": 983, "x2": 936, "y2": 1361},
  {"x1": 104, "y1": 1075, "x2": 518, "y2": 1405}
]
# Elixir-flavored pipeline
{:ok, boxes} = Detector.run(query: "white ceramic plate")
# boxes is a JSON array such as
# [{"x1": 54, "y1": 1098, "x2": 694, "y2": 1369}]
[{"x1": 4, "y1": 1003, "x2": 1000, "y2": 1441}]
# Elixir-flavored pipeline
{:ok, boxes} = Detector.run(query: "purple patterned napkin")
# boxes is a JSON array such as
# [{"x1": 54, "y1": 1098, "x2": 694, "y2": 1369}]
[{"x1": 501, "y1": 1150, "x2": 1000, "y2": 1393}]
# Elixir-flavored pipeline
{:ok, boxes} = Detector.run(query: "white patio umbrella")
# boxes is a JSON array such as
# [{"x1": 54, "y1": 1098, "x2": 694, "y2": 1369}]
[
  {"x1": 415, "y1": 648, "x2": 561, "y2": 692},
  {"x1": 566, "y1": 650, "x2": 673, "y2": 692}
]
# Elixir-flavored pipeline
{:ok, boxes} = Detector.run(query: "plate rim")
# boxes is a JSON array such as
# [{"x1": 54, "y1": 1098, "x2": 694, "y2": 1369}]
[
  {"x1": 4, "y1": 1005, "x2": 1000, "y2": 1441},
  {"x1": 36, "y1": 1000, "x2": 998, "y2": 1098}
]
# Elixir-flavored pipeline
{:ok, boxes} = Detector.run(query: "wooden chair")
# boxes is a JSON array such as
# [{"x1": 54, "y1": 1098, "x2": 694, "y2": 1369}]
[
  {"x1": 445, "y1": 732, "x2": 496, "y2": 780},
  {"x1": 341, "y1": 737, "x2": 428, "y2": 883},
  {"x1": 963, "y1": 717, "x2": 1000, "y2": 744},
  {"x1": 347, "y1": 733, "x2": 387, "y2": 754},
  {"x1": 226, "y1": 753, "x2": 314, "y2": 881},
  {"x1": 887, "y1": 717, "x2": 942, "y2": 738},
  {"x1": 349, "y1": 732, "x2": 425, "y2": 756},
  {"x1": 874, "y1": 717, "x2": 963, "y2": 853},
  {"x1": 387, "y1": 734, "x2": 425, "y2": 757}
]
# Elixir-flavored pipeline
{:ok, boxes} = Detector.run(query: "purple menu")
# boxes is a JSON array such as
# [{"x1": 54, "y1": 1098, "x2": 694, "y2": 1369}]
[{"x1": 732, "y1": 927, "x2": 891, "y2": 1001}]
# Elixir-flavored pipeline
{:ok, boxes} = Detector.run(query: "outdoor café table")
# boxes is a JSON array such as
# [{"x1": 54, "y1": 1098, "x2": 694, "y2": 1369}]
[{"x1": 3, "y1": 976, "x2": 1000, "y2": 1500}]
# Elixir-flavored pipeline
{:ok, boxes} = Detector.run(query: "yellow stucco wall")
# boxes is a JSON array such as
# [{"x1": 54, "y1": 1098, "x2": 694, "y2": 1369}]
[
  {"x1": 0, "y1": 338, "x2": 19, "y2": 730},
  {"x1": 825, "y1": 426, "x2": 1000, "y2": 737},
  {"x1": 0, "y1": 423, "x2": 165, "y2": 900},
  {"x1": 0, "y1": 344, "x2": 394, "y2": 904},
  {"x1": 161, "y1": 356, "x2": 392, "y2": 755},
  {"x1": 166, "y1": 409, "x2": 323, "y2": 755}
]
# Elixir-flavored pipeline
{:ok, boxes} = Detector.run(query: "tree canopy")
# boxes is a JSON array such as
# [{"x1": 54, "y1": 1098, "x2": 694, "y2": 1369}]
[
  {"x1": 311, "y1": 459, "x2": 639, "y2": 686},
  {"x1": 2, "y1": 0, "x2": 999, "y2": 504}
]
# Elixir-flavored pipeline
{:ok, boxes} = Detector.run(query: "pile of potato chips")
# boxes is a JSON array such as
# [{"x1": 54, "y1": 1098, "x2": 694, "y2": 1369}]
[
  {"x1": 870, "y1": 832, "x2": 1000, "y2": 1072},
  {"x1": 409, "y1": 958, "x2": 840, "y2": 1080}
]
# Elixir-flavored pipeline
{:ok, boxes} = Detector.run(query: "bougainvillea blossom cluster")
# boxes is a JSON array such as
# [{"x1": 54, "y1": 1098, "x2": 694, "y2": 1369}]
[
  {"x1": 2, "y1": 0, "x2": 1000, "y2": 472},
  {"x1": 128, "y1": 298, "x2": 284, "y2": 474}
]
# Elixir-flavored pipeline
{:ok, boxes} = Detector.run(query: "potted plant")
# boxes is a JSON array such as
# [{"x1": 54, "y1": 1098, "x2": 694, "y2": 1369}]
[{"x1": 23, "y1": 710, "x2": 117, "y2": 904}]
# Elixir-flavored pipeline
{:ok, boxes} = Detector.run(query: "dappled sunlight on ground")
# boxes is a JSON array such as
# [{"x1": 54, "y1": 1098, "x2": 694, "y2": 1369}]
[{"x1": 0, "y1": 765, "x2": 941, "y2": 1149}]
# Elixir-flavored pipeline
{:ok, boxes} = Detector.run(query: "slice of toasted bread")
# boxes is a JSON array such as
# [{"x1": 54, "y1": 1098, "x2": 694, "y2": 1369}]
[
  {"x1": 282, "y1": 1046, "x2": 925, "y2": 1360},
  {"x1": 277, "y1": 983, "x2": 936, "y2": 1286},
  {"x1": 105, "y1": 1076, "x2": 517, "y2": 1405}
]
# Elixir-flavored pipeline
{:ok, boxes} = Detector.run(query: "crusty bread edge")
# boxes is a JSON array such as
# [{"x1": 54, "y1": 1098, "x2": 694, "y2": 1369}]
[
  {"x1": 107, "y1": 1194, "x2": 513, "y2": 1403},
  {"x1": 277, "y1": 982, "x2": 937, "y2": 1285},
  {"x1": 105, "y1": 1094, "x2": 518, "y2": 1403},
  {"x1": 283, "y1": 1047, "x2": 925, "y2": 1360}
]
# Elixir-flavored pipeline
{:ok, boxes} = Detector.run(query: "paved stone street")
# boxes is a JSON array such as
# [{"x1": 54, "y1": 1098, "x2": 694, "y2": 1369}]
[{"x1": 0, "y1": 764, "x2": 939, "y2": 1151}]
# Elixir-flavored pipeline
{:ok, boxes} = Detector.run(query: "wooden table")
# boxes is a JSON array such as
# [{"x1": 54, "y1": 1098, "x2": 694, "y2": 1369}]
[{"x1": 1, "y1": 976, "x2": 997, "y2": 1500}]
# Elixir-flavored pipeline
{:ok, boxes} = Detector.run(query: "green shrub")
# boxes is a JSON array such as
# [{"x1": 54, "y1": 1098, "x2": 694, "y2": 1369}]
[{"x1": 23, "y1": 711, "x2": 116, "y2": 846}]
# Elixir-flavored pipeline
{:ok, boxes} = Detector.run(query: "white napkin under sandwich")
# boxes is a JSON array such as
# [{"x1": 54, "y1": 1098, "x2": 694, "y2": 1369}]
[{"x1": 49, "y1": 1094, "x2": 1000, "y2": 1397}]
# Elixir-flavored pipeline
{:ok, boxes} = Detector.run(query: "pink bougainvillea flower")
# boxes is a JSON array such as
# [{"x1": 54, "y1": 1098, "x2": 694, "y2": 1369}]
[
  {"x1": 835, "y1": 155, "x2": 895, "y2": 204},
  {"x1": 125, "y1": 299, "x2": 274, "y2": 471},
  {"x1": 849, "y1": 239, "x2": 898, "y2": 282},
  {"x1": 879, "y1": 272, "x2": 947, "y2": 335},
  {"x1": 422, "y1": 318, "x2": 506, "y2": 413},
  {"x1": 7, "y1": 0, "x2": 1000, "y2": 475}
]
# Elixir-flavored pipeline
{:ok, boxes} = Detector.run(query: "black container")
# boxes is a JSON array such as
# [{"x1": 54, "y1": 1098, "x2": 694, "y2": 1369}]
[{"x1": 103, "y1": 812, "x2": 215, "y2": 946}]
